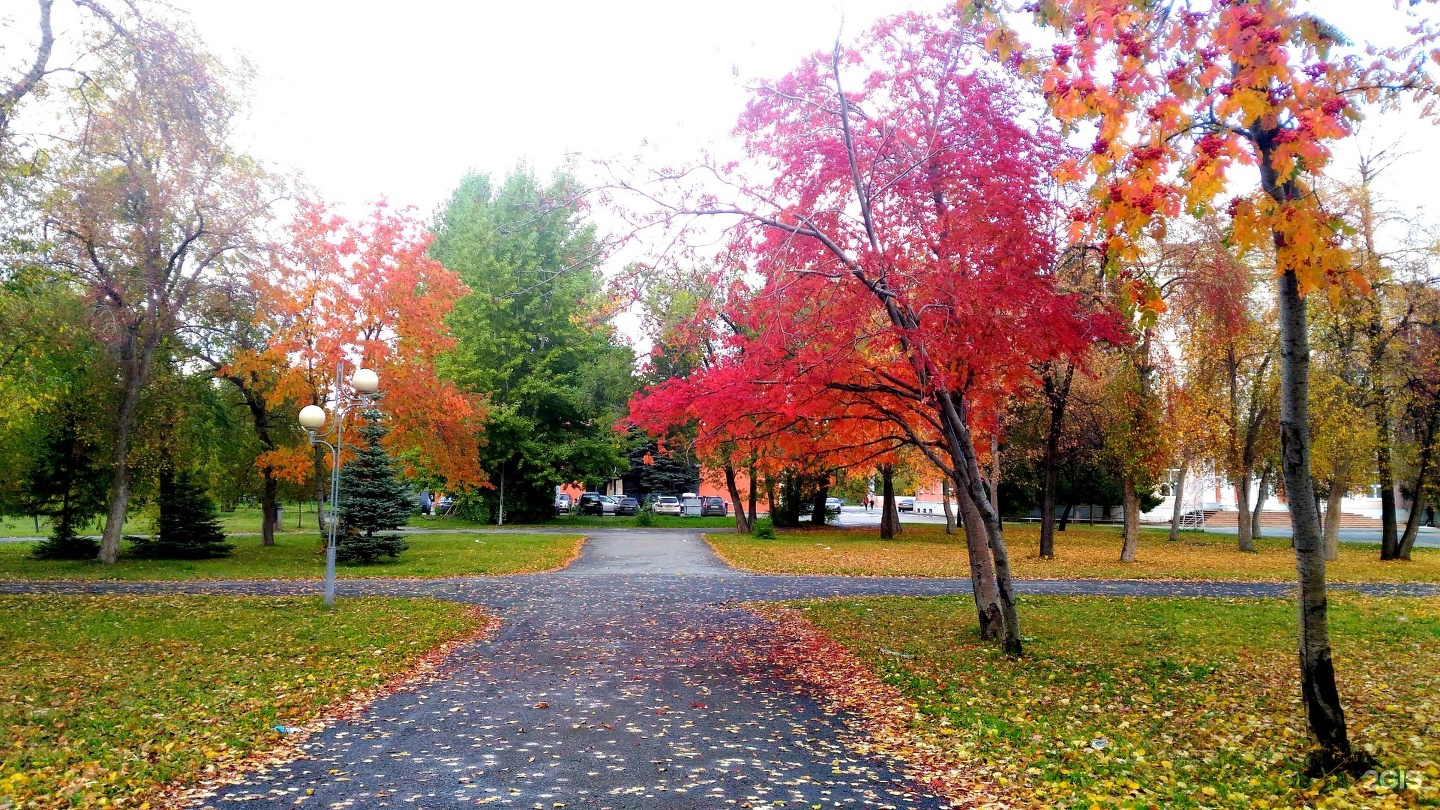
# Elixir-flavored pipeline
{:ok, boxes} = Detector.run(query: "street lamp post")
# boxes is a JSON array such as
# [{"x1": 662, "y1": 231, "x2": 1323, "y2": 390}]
[{"x1": 298, "y1": 360, "x2": 381, "y2": 607}]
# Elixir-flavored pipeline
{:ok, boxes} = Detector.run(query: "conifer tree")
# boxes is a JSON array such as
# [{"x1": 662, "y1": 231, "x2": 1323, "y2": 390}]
[
  {"x1": 27, "y1": 402, "x2": 109, "y2": 561},
  {"x1": 335, "y1": 408, "x2": 411, "y2": 564},
  {"x1": 133, "y1": 470, "x2": 234, "y2": 559}
]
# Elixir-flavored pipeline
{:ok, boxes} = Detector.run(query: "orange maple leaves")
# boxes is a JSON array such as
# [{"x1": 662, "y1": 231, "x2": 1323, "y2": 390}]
[{"x1": 227, "y1": 200, "x2": 486, "y2": 491}]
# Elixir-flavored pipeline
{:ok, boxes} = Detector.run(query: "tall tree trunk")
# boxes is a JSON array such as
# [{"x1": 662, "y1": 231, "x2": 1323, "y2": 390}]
[
  {"x1": 261, "y1": 469, "x2": 279, "y2": 547},
  {"x1": 724, "y1": 464, "x2": 750, "y2": 533},
  {"x1": 1398, "y1": 407, "x2": 1438, "y2": 560},
  {"x1": 811, "y1": 478, "x2": 829, "y2": 525},
  {"x1": 1376, "y1": 392, "x2": 1400, "y2": 559},
  {"x1": 1169, "y1": 460, "x2": 1189, "y2": 542},
  {"x1": 1236, "y1": 472, "x2": 1255, "y2": 552},
  {"x1": 98, "y1": 362, "x2": 145, "y2": 564},
  {"x1": 988, "y1": 433, "x2": 1001, "y2": 516},
  {"x1": 957, "y1": 481, "x2": 1003, "y2": 641},
  {"x1": 1251, "y1": 464, "x2": 1272, "y2": 541},
  {"x1": 879, "y1": 464, "x2": 900, "y2": 540},
  {"x1": 1277, "y1": 264, "x2": 1358, "y2": 772},
  {"x1": 747, "y1": 458, "x2": 758, "y2": 525},
  {"x1": 314, "y1": 442, "x2": 328, "y2": 532},
  {"x1": 1058, "y1": 502, "x2": 1072, "y2": 531},
  {"x1": 1323, "y1": 464, "x2": 1348, "y2": 562},
  {"x1": 941, "y1": 478, "x2": 956, "y2": 535},
  {"x1": 1040, "y1": 363, "x2": 1072, "y2": 559},
  {"x1": 1119, "y1": 474, "x2": 1140, "y2": 562}
]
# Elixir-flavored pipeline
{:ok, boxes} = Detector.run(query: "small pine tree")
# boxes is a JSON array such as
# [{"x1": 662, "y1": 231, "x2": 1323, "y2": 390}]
[
  {"x1": 335, "y1": 408, "x2": 411, "y2": 564},
  {"x1": 27, "y1": 404, "x2": 108, "y2": 560},
  {"x1": 132, "y1": 470, "x2": 234, "y2": 559}
]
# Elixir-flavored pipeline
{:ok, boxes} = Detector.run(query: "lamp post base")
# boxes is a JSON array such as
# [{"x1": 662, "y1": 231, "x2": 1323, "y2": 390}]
[{"x1": 323, "y1": 544, "x2": 337, "y2": 606}]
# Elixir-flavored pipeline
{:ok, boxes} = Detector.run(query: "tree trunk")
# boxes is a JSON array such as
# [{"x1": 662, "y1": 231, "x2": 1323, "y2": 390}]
[
  {"x1": 724, "y1": 464, "x2": 750, "y2": 534},
  {"x1": 941, "y1": 478, "x2": 956, "y2": 535},
  {"x1": 879, "y1": 464, "x2": 900, "y2": 540},
  {"x1": 1058, "y1": 502, "x2": 1072, "y2": 531},
  {"x1": 1324, "y1": 464, "x2": 1348, "y2": 562},
  {"x1": 1168, "y1": 460, "x2": 1188, "y2": 542},
  {"x1": 314, "y1": 442, "x2": 329, "y2": 532},
  {"x1": 1376, "y1": 393, "x2": 1399, "y2": 559},
  {"x1": 261, "y1": 469, "x2": 279, "y2": 547},
  {"x1": 957, "y1": 481, "x2": 1004, "y2": 641},
  {"x1": 747, "y1": 458, "x2": 758, "y2": 525},
  {"x1": 988, "y1": 433, "x2": 1001, "y2": 517},
  {"x1": 1252, "y1": 464, "x2": 1272, "y2": 541},
  {"x1": 1398, "y1": 407, "x2": 1438, "y2": 560},
  {"x1": 1039, "y1": 363, "x2": 1072, "y2": 559},
  {"x1": 98, "y1": 363, "x2": 145, "y2": 564},
  {"x1": 811, "y1": 478, "x2": 829, "y2": 525},
  {"x1": 1120, "y1": 474, "x2": 1140, "y2": 562},
  {"x1": 1236, "y1": 472, "x2": 1254, "y2": 552},
  {"x1": 1277, "y1": 263, "x2": 1358, "y2": 772}
]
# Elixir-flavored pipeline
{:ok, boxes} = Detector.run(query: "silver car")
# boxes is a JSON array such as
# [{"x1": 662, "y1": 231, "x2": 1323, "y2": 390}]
[{"x1": 653, "y1": 496, "x2": 681, "y2": 516}]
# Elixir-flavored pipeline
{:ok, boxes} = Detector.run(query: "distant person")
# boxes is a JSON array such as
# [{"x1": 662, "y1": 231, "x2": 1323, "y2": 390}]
[{"x1": 1426, "y1": 505, "x2": 1435, "y2": 528}]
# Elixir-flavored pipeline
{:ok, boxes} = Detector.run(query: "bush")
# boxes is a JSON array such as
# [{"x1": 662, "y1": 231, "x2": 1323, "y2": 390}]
[
  {"x1": 751, "y1": 517, "x2": 775, "y2": 539},
  {"x1": 635, "y1": 502, "x2": 655, "y2": 527}
]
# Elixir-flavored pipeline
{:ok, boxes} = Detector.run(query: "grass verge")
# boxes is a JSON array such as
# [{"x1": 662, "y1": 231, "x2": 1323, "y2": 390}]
[
  {"x1": 0, "y1": 532, "x2": 583, "y2": 580},
  {"x1": 0, "y1": 594, "x2": 485, "y2": 808},
  {"x1": 770, "y1": 593, "x2": 1440, "y2": 809},
  {"x1": 709, "y1": 524, "x2": 1440, "y2": 583}
]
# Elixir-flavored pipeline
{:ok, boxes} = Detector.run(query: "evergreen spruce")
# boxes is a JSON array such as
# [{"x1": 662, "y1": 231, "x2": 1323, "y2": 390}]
[
  {"x1": 27, "y1": 404, "x2": 108, "y2": 560},
  {"x1": 335, "y1": 408, "x2": 411, "y2": 564},
  {"x1": 133, "y1": 470, "x2": 234, "y2": 558}
]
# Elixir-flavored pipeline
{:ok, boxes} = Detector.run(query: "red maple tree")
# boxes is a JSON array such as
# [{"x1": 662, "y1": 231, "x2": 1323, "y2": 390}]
[{"x1": 624, "y1": 12, "x2": 1120, "y2": 654}]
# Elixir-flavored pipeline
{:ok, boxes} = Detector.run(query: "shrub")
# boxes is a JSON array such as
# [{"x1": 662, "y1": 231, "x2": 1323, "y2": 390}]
[{"x1": 751, "y1": 517, "x2": 775, "y2": 539}]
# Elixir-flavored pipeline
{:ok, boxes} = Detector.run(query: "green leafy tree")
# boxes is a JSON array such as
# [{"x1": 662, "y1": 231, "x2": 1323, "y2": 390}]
[
  {"x1": 335, "y1": 409, "x2": 411, "y2": 564},
  {"x1": 132, "y1": 470, "x2": 233, "y2": 559},
  {"x1": 431, "y1": 169, "x2": 634, "y2": 523}
]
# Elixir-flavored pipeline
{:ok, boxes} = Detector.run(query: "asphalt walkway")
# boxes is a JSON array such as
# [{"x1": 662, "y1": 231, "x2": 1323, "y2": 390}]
[{"x1": 3, "y1": 529, "x2": 1438, "y2": 808}]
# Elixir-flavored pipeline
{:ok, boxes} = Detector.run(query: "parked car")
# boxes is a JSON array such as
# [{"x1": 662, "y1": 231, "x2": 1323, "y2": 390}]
[
  {"x1": 599, "y1": 495, "x2": 618, "y2": 515},
  {"x1": 578, "y1": 492, "x2": 604, "y2": 516},
  {"x1": 554, "y1": 493, "x2": 572, "y2": 516},
  {"x1": 897, "y1": 497, "x2": 915, "y2": 512},
  {"x1": 700, "y1": 496, "x2": 728, "y2": 517},
  {"x1": 616, "y1": 496, "x2": 639, "y2": 516},
  {"x1": 653, "y1": 495, "x2": 681, "y2": 516},
  {"x1": 825, "y1": 496, "x2": 843, "y2": 511}
]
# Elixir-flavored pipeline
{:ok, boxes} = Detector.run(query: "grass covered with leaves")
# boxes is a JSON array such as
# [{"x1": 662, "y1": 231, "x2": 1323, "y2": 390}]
[
  {"x1": 0, "y1": 594, "x2": 484, "y2": 808},
  {"x1": 710, "y1": 524, "x2": 1440, "y2": 583},
  {"x1": 0, "y1": 532, "x2": 583, "y2": 580},
  {"x1": 784, "y1": 593, "x2": 1440, "y2": 808}
]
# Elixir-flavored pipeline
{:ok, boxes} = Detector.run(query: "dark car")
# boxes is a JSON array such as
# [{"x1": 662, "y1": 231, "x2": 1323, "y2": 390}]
[
  {"x1": 616, "y1": 496, "x2": 640, "y2": 516},
  {"x1": 578, "y1": 492, "x2": 604, "y2": 516},
  {"x1": 700, "y1": 496, "x2": 728, "y2": 517}
]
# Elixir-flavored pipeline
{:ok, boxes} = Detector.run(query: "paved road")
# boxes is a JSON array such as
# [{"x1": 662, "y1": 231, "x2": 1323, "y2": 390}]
[{"x1": 4, "y1": 530, "x2": 1438, "y2": 809}]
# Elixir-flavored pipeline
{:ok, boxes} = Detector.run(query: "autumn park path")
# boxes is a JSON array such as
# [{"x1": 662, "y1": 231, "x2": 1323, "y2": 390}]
[{"x1": 5, "y1": 531, "x2": 1440, "y2": 808}]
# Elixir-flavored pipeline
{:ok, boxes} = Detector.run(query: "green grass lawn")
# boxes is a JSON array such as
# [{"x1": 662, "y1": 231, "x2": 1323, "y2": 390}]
[
  {"x1": 778, "y1": 593, "x2": 1440, "y2": 808},
  {"x1": 709, "y1": 523, "x2": 1440, "y2": 583},
  {"x1": 0, "y1": 594, "x2": 484, "y2": 808},
  {"x1": 0, "y1": 531, "x2": 583, "y2": 580}
]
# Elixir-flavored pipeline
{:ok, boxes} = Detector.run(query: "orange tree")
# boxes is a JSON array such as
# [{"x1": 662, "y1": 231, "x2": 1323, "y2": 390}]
[
  {"x1": 226, "y1": 200, "x2": 485, "y2": 526},
  {"x1": 971, "y1": 0, "x2": 1439, "y2": 772}
]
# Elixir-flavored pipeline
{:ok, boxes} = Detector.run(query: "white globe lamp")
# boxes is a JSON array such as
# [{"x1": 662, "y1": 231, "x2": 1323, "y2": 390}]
[
  {"x1": 352, "y1": 368, "x2": 380, "y2": 394},
  {"x1": 298, "y1": 404, "x2": 328, "y2": 430}
]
